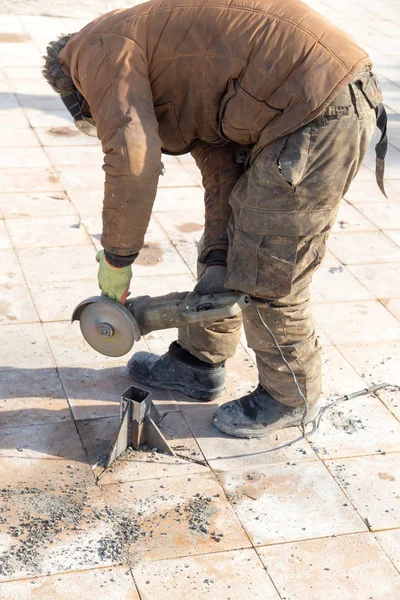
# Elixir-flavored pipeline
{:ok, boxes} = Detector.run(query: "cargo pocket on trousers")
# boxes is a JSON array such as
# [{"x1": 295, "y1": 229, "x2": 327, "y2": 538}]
[{"x1": 225, "y1": 206, "x2": 332, "y2": 299}]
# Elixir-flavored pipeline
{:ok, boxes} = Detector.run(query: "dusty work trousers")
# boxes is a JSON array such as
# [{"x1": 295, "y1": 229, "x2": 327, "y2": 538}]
[{"x1": 178, "y1": 80, "x2": 377, "y2": 407}]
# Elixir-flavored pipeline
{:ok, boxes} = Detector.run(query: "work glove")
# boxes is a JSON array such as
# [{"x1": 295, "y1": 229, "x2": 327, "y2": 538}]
[
  {"x1": 96, "y1": 250, "x2": 132, "y2": 304},
  {"x1": 194, "y1": 265, "x2": 227, "y2": 295}
]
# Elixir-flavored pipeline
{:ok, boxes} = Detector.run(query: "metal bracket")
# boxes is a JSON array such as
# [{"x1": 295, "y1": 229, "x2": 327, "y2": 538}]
[{"x1": 105, "y1": 385, "x2": 176, "y2": 469}]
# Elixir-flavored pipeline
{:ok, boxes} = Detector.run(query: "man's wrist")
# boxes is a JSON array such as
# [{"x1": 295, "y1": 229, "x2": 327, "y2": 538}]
[{"x1": 104, "y1": 250, "x2": 138, "y2": 268}]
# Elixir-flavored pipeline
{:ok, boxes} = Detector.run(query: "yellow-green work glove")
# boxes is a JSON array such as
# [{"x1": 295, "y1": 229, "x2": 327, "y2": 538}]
[{"x1": 96, "y1": 250, "x2": 132, "y2": 304}]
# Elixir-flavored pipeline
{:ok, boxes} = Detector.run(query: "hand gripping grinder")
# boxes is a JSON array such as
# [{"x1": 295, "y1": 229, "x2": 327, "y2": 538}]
[{"x1": 72, "y1": 291, "x2": 249, "y2": 357}]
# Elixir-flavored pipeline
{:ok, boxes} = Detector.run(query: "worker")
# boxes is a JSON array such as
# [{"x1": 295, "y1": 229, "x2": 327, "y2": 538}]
[{"x1": 43, "y1": 0, "x2": 387, "y2": 438}]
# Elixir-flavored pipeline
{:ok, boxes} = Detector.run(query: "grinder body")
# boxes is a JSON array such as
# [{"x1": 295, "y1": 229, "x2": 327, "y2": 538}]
[
  {"x1": 72, "y1": 291, "x2": 248, "y2": 357},
  {"x1": 127, "y1": 291, "x2": 247, "y2": 336}
]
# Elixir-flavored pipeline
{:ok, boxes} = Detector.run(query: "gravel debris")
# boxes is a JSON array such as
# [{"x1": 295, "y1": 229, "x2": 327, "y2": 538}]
[
  {"x1": 184, "y1": 495, "x2": 214, "y2": 535},
  {"x1": 0, "y1": 485, "x2": 221, "y2": 577},
  {"x1": 329, "y1": 409, "x2": 366, "y2": 434},
  {"x1": 97, "y1": 506, "x2": 146, "y2": 564}
]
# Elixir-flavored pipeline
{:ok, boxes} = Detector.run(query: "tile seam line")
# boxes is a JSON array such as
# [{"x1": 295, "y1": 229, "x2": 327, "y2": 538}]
[
  {"x1": 335, "y1": 339, "x2": 400, "y2": 347},
  {"x1": 341, "y1": 198, "x2": 388, "y2": 232},
  {"x1": 209, "y1": 449, "x2": 400, "y2": 471},
  {"x1": 329, "y1": 259, "x2": 400, "y2": 266},
  {"x1": 374, "y1": 531, "x2": 400, "y2": 577},
  {"x1": 324, "y1": 450, "x2": 400, "y2": 464},
  {"x1": 0, "y1": 545, "x2": 265, "y2": 587},
  {"x1": 333, "y1": 344, "x2": 400, "y2": 422},
  {"x1": 153, "y1": 212, "x2": 197, "y2": 277},
  {"x1": 320, "y1": 449, "x2": 400, "y2": 461},
  {"x1": 254, "y1": 528, "x2": 379, "y2": 549},
  {"x1": 0, "y1": 562, "x2": 137, "y2": 587},
  {"x1": 323, "y1": 452, "x2": 400, "y2": 537},
  {"x1": 373, "y1": 390, "x2": 400, "y2": 425},
  {"x1": 174, "y1": 394, "x2": 291, "y2": 596},
  {"x1": 303, "y1": 421, "x2": 370, "y2": 531},
  {"x1": 3, "y1": 18, "x2": 100, "y2": 258}
]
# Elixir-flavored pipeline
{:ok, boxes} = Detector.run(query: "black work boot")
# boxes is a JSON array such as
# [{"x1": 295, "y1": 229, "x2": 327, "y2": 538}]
[
  {"x1": 212, "y1": 385, "x2": 320, "y2": 438},
  {"x1": 127, "y1": 341, "x2": 226, "y2": 401}
]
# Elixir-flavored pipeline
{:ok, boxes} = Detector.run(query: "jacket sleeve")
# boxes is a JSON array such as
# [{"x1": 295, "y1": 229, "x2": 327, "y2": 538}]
[
  {"x1": 72, "y1": 32, "x2": 163, "y2": 256},
  {"x1": 191, "y1": 142, "x2": 245, "y2": 263}
]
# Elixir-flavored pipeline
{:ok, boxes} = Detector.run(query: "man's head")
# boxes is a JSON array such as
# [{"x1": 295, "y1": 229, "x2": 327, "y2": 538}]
[{"x1": 42, "y1": 35, "x2": 97, "y2": 137}]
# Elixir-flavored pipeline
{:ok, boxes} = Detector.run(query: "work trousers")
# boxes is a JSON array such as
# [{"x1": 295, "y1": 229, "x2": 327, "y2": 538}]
[{"x1": 178, "y1": 79, "x2": 378, "y2": 407}]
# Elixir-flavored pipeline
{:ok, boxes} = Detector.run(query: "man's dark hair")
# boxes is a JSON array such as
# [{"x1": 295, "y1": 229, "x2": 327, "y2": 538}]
[{"x1": 42, "y1": 34, "x2": 75, "y2": 96}]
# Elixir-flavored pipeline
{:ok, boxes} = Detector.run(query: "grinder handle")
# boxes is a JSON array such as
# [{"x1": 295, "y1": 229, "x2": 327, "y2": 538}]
[
  {"x1": 127, "y1": 291, "x2": 249, "y2": 336},
  {"x1": 180, "y1": 291, "x2": 249, "y2": 323}
]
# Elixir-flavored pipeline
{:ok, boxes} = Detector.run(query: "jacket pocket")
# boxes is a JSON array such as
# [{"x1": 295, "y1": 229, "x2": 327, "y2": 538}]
[
  {"x1": 154, "y1": 101, "x2": 187, "y2": 153},
  {"x1": 219, "y1": 79, "x2": 283, "y2": 145}
]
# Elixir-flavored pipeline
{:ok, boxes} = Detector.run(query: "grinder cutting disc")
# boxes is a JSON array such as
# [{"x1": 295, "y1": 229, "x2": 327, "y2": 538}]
[{"x1": 72, "y1": 296, "x2": 140, "y2": 357}]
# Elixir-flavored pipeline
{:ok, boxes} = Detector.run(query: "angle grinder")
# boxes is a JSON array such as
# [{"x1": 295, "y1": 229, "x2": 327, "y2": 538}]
[{"x1": 72, "y1": 291, "x2": 249, "y2": 357}]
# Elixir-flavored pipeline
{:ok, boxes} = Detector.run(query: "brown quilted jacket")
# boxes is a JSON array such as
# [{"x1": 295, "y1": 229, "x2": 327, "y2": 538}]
[{"x1": 59, "y1": 0, "x2": 370, "y2": 257}]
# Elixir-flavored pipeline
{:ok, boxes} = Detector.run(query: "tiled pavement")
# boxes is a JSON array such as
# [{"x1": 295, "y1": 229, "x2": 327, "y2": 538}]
[{"x1": 0, "y1": 1, "x2": 400, "y2": 598}]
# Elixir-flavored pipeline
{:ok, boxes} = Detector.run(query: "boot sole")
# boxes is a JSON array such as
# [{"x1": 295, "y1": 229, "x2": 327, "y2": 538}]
[
  {"x1": 213, "y1": 406, "x2": 320, "y2": 438},
  {"x1": 129, "y1": 369, "x2": 225, "y2": 402}
]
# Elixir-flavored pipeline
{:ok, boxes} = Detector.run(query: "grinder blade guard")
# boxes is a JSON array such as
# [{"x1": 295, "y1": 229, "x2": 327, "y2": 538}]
[{"x1": 72, "y1": 291, "x2": 248, "y2": 358}]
